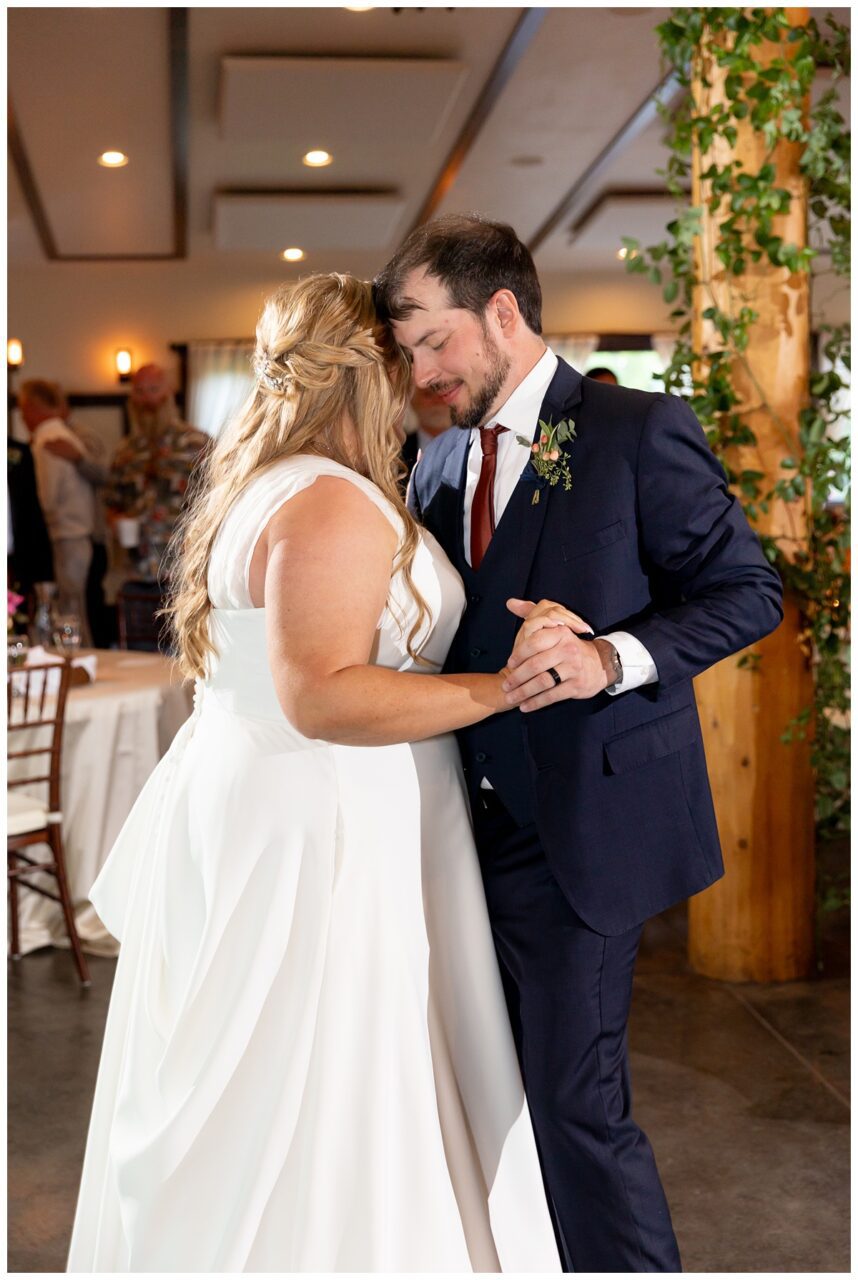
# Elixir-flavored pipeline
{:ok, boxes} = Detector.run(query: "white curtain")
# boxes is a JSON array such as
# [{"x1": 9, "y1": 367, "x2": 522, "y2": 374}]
[
  {"x1": 543, "y1": 334, "x2": 600, "y2": 370},
  {"x1": 651, "y1": 332, "x2": 679, "y2": 372},
  {"x1": 187, "y1": 341, "x2": 255, "y2": 438}
]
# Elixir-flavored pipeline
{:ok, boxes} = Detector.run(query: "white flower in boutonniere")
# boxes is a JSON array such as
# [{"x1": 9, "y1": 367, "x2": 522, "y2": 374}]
[{"x1": 515, "y1": 416, "x2": 576, "y2": 505}]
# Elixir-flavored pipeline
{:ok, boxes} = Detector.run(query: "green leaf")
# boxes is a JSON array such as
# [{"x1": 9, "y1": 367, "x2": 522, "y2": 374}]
[{"x1": 622, "y1": 4, "x2": 850, "y2": 863}]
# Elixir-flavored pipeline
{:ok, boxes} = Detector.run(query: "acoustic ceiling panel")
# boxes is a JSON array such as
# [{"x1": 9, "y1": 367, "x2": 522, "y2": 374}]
[
  {"x1": 219, "y1": 56, "x2": 467, "y2": 150},
  {"x1": 8, "y1": 7, "x2": 175, "y2": 257},
  {"x1": 213, "y1": 192, "x2": 407, "y2": 252}
]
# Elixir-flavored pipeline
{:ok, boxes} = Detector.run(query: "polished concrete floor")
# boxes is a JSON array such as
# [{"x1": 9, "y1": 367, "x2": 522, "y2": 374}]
[{"x1": 8, "y1": 902, "x2": 849, "y2": 1274}]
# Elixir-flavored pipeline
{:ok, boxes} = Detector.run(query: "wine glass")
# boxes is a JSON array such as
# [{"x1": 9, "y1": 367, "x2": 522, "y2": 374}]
[
  {"x1": 7, "y1": 635, "x2": 29, "y2": 671},
  {"x1": 52, "y1": 614, "x2": 82, "y2": 657}
]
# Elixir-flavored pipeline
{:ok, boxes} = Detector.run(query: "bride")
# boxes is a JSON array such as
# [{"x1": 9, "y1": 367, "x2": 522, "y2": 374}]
[{"x1": 67, "y1": 273, "x2": 561, "y2": 1272}]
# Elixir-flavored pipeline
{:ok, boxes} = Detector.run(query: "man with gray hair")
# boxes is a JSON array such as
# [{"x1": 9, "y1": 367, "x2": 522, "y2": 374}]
[
  {"x1": 41, "y1": 391, "x2": 114, "y2": 648},
  {"x1": 19, "y1": 378, "x2": 98, "y2": 644}
]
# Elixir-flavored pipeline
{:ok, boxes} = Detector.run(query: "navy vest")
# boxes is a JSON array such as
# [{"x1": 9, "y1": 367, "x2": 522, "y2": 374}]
[
  {"x1": 446, "y1": 546, "x2": 536, "y2": 825},
  {"x1": 435, "y1": 362, "x2": 586, "y2": 825}
]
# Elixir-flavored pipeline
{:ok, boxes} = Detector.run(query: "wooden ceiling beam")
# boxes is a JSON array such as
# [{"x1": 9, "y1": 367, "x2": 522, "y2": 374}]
[
  {"x1": 407, "y1": 7, "x2": 547, "y2": 235},
  {"x1": 7, "y1": 97, "x2": 59, "y2": 260},
  {"x1": 527, "y1": 70, "x2": 684, "y2": 255}
]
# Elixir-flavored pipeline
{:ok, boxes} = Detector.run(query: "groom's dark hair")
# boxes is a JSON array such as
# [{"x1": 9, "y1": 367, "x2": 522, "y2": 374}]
[{"x1": 373, "y1": 213, "x2": 543, "y2": 335}]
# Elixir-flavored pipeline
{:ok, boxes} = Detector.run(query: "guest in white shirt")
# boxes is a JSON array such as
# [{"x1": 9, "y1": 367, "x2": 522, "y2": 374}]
[
  {"x1": 19, "y1": 379, "x2": 98, "y2": 644},
  {"x1": 40, "y1": 395, "x2": 115, "y2": 648}
]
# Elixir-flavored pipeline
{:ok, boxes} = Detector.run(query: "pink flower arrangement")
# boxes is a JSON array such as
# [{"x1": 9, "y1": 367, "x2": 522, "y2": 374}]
[{"x1": 8, "y1": 588, "x2": 26, "y2": 634}]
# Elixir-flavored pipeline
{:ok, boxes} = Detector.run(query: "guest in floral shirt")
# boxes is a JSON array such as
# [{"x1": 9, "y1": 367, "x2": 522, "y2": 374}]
[{"x1": 106, "y1": 364, "x2": 209, "y2": 583}]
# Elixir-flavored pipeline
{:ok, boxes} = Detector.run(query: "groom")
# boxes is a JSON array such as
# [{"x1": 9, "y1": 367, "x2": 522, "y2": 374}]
[{"x1": 373, "y1": 215, "x2": 782, "y2": 1272}]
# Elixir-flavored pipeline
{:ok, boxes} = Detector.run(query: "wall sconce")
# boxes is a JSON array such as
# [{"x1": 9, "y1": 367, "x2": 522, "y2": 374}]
[
  {"x1": 7, "y1": 338, "x2": 24, "y2": 368},
  {"x1": 115, "y1": 349, "x2": 133, "y2": 382}
]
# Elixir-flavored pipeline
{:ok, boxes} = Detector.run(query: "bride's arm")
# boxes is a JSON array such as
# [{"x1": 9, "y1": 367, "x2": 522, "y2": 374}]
[{"x1": 260, "y1": 476, "x2": 507, "y2": 746}]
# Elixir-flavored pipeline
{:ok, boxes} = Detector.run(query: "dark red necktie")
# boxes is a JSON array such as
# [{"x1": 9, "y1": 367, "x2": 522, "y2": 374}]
[{"x1": 470, "y1": 425, "x2": 508, "y2": 570}]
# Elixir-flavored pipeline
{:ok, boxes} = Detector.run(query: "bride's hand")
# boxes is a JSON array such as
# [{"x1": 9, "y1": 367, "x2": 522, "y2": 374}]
[
  {"x1": 502, "y1": 599, "x2": 606, "y2": 709},
  {"x1": 491, "y1": 665, "x2": 515, "y2": 713},
  {"x1": 505, "y1": 598, "x2": 594, "y2": 666}
]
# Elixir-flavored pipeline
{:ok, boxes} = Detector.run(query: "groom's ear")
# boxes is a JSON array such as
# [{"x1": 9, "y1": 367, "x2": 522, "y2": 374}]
[{"x1": 490, "y1": 289, "x2": 520, "y2": 336}]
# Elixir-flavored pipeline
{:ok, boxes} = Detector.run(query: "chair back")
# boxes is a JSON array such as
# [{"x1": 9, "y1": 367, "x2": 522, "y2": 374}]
[
  {"x1": 7, "y1": 660, "x2": 72, "y2": 815},
  {"x1": 116, "y1": 585, "x2": 166, "y2": 652}
]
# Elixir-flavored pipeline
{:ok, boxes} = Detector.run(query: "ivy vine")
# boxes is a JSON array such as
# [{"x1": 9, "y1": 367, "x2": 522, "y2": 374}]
[{"x1": 624, "y1": 9, "x2": 850, "y2": 898}]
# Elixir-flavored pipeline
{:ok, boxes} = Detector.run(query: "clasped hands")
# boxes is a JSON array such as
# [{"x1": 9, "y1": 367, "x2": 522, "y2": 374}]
[{"x1": 500, "y1": 598, "x2": 612, "y2": 712}]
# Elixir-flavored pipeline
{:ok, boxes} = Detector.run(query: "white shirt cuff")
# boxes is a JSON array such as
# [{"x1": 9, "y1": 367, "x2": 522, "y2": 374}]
[{"x1": 600, "y1": 630, "x2": 658, "y2": 696}]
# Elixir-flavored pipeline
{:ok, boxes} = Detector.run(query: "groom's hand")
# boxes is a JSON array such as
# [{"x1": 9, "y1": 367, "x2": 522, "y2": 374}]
[{"x1": 502, "y1": 598, "x2": 610, "y2": 710}]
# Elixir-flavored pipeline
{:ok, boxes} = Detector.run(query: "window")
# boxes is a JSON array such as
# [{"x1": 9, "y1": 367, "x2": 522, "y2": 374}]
[
  {"x1": 583, "y1": 348, "x2": 666, "y2": 391},
  {"x1": 186, "y1": 341, "x2": 255, "y2": 438}
]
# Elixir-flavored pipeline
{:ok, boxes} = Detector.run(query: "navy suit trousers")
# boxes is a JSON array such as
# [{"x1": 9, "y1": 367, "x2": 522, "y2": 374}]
[{"x1": 472, "y1": 791, "x2": 682, "y2": 1273}]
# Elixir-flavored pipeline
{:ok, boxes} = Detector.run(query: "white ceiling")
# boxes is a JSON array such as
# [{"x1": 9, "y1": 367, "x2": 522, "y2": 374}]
[
  {"x1": 7, "y1": 5, "x2": 851, "y2": 284},
  {"x1": 8, "y1": 7, "x2": 175, "y2": 256}
]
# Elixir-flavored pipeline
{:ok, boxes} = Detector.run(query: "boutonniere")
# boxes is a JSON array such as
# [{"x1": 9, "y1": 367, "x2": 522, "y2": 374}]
[{"x1": 516, "y1": 416, "x2": 576, "y2": 505}]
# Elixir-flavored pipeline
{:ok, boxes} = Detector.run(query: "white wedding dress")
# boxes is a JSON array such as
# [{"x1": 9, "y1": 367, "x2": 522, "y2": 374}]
[{"x1": 67, "y1": 455, "x2": 561, "y2": 1273}]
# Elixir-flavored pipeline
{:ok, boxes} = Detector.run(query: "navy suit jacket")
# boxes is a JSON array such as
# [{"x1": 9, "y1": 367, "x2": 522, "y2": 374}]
[{"x1": 409, "y1": 358, "x2": 783, "y2": 935}]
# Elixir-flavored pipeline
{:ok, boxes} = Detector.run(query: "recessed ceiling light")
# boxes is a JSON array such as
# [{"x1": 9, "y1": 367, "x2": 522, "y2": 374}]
[
  {"x1": 281, "y1": 247, "x2": 305, "y2": 262},
  {"x1": 98, "y1": 150, "x2": 129, "y2": 168},
  {"x1": 345, "y1": 5, "x2": 374, "y2": 9},
  {"x1": 303, "y1": 149, "x2": 333, "y2": 168}
]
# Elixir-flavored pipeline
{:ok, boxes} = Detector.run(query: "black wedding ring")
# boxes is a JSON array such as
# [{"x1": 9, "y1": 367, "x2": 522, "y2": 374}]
[{"x1": 547, "y1": 666, "x2": 563, "y2": 687}]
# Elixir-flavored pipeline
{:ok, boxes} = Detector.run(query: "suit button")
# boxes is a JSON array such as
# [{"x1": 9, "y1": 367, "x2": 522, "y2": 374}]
[
  {"x1": 470, "y1": 594, "x2": 481, "y2": 604},
  {"x1": 475, "y1": 752, "x2": 487, "y2": 763},
  {"x1": 470, "y1": 647, "x2": 482, "y2": 657}
]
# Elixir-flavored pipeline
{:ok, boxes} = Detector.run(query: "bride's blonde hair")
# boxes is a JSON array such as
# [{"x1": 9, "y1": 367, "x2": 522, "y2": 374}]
[{"x1": 166, "y1": 273, "x2": 428, "y2": 679}]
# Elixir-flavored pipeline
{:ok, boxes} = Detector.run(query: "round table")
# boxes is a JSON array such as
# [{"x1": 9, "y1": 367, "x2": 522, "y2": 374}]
[{"x1": 11, "y1": 650, "x2": 194, "y2": 956}]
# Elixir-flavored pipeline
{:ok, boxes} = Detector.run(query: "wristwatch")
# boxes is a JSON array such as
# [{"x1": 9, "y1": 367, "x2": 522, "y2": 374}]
[{"x1": 595, "y1": 638, "x2": 623, "y2": 693}]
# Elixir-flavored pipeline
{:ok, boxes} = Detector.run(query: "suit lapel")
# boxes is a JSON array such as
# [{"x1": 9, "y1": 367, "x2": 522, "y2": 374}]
[
  {"x1": 475, "y1": 358, "x2": 585, "y2": 595},
  {"x1": 440, "y1": 430, "x2": 471, "y2": 573}
]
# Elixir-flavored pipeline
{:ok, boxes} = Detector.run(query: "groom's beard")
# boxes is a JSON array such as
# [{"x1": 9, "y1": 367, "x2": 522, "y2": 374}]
[{"x1": 437, "y1": 330, "x2": 511, "y2": 433}]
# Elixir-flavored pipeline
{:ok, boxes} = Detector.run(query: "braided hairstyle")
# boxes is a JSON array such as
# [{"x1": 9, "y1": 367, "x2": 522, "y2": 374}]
[{"x1": 166, "y1": 273, "x2": 429, "y2": 679}]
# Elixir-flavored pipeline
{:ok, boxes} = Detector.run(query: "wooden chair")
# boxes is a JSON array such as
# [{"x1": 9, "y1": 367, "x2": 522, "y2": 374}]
[
  {"x1": 7, "y1": 660, "x2": 91, "y2": 985},
  {"x1": 116, "y1": 581, "x2": 166, "y2": 653}
]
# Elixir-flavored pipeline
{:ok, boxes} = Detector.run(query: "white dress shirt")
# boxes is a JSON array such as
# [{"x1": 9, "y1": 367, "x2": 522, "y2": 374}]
[
  {"x1": 462, "y1": 346, "x2": 658, "y2": 697},
  {"x1": 31, "y1": 418, "x2": 97, "y2": 542}
]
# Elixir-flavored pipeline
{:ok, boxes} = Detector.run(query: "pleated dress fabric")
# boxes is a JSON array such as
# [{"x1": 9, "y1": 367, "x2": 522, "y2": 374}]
[{"x1": 67, "y1": 455, "x2": 561, "y2": 1272}]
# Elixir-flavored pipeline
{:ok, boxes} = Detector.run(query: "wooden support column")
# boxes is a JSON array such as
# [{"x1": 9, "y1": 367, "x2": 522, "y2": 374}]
[{"x1": 688, "y1": 9, "x2": 816, "y2": 982}]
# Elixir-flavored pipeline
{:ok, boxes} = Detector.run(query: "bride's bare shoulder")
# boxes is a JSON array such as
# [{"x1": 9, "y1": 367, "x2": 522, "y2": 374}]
[
  {"x1": 267, "y1": 473, "x2": 395, "y2": 541},
  {"x1": 248, "y1": 470, "x2": 399, "y2": 606}
]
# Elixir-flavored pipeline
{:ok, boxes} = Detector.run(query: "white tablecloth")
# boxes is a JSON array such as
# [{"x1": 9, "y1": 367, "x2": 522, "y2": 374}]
[{"x1": 10, "y1": 649, "x2": 193, "y2": 956}]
